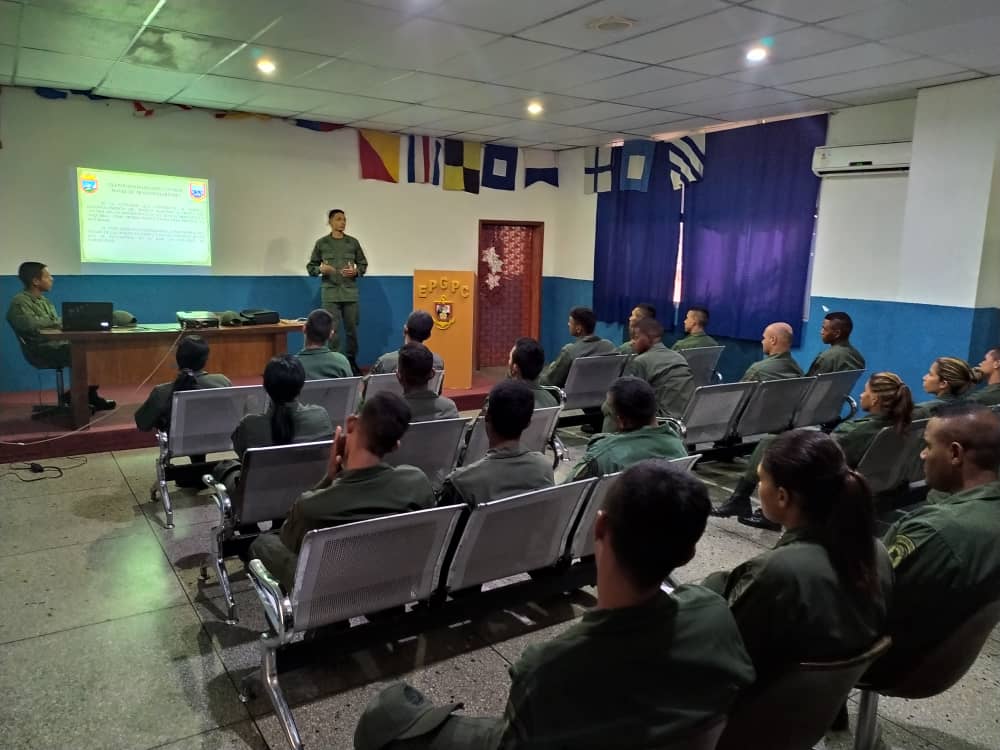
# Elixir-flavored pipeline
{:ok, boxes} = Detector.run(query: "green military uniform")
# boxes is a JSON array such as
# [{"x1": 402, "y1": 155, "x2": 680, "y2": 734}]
[
  {"x1": 704, "y1": 528, "x2": 892, "y2": 679},
  {"x1": 370, "y1": 348, "x2": 444, "y2": 374},
  {"x1": 740, "y1": 351, "x2": 804, "y2": 382},
  {"x1": 134, "y1": 372, "x2": 233, "y2": 431},
  {"x1": 617, "y1": 340, "x2": 634, "y2": 355},
  {"x1": 404, "y1": 388, "x2": 460, "y2": 422},
  {"x1": 249, "y1": 463, "x2": 434, "y2": 591},
  {"x1": 307, "y1": 233, "x2": 368, "y2": 360},
  {"x1": 969, "y1": 383, "x2": 1000, "y2": 407},
  {"x1": 538, "y1": 334, "x2": 618, "y2": 389},
  {"x1": 673, "y1": 332, "x2": 720, "y2": 351},
  {"x1": 912, "y1": 392, "x2": 965, "y2": 420},
  {"x1": 601, "y1": 342, "x2": 695, "y2": 432},
  {"x1": 438, "y1": 446, "x2": 553, "y2": 508},
  {"x1": 481, "y1": 380, "x2": 559, "y2": 411},
  {"x1": 230, "y1": 401, "x2": 333, "y2": 460},
  {"x1": 568, "y1": 422, "x2": 687, "y2": 482},
  {"x1": 295, "y1": 346, "x2": 352, "y2": 380},
  {"x1": 6, "y1": 290, "x2": 70, "y2": 368},
  {"x1": 873, "y1": 480, "x2": 1000, "y2": 680},
  {"x1": 806, "y1": 340, "x2": 866, "y2": 376}
]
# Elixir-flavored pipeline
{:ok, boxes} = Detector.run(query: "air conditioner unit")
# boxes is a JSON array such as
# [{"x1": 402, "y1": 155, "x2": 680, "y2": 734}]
[{"x1": 811, "y1": 142, "x2": 911, "y2": 176}]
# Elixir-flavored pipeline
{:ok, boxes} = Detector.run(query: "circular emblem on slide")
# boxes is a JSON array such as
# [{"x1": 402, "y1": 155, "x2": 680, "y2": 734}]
[
  {"x1": 189, "y1": 182, "x2": 207, "y2": 201},
  {"x1": 80, "y1": 174, "x2": 99, "y2": 193},
  {"x1": 433, "y1": 297, "x2": 454, "y2": 330}
]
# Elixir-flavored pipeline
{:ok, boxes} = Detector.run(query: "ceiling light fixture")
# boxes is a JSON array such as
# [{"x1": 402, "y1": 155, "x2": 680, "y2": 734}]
[
  {"x1": 585, "y1": 16, "x2": 635, "y2": 32},
  {"x1": 256, "y1": 58, "x2": 276, "y2": 74},
  {"x1": 526, "y1": 101, "x2": 544, "y2": 116},
  {"x1": 745, "y1": 45, "x2": 768, "y2": 63}
]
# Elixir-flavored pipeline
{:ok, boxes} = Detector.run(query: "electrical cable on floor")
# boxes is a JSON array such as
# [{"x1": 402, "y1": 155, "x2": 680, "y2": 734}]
[{"x1": 0, "y1": 456, "x2": 88, "y2": 482}]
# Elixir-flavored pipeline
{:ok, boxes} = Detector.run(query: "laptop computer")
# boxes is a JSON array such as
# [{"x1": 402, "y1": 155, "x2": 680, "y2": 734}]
[{"x1": 62, "y1": 302, "x2": 113, "y2": 332}]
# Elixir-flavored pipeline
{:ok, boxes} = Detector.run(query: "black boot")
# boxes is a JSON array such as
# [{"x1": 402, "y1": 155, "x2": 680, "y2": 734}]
[
  {"x1": 710, "y1": 492, "x2": 752, "y2": 518},
  {"x1": 738, "y1": 508, "x2": 781, "y2": 531},
  {"x1": 88, "y1": 385, "x2": 116, "y2": 411}
]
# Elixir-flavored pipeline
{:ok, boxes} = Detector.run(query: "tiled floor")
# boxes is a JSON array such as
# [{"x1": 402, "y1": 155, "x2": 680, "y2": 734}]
[{"x1": 1, "y1": 435, "x2": 996, "y2": 750}]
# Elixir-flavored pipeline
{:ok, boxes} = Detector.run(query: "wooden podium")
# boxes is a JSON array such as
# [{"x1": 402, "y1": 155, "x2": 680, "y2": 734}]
[{"x1": 413, "y1": 270, "x2": 475, "y2": 390}]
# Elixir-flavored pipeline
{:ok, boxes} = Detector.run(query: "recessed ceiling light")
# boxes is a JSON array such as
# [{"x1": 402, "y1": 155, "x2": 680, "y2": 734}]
[
  {"x1": 256, "y1": 58, "x2": 276, "y2": 74},
  {"x1": 746, "y1": 46, "x2": 768, "y2": 63},
  {"x1": 585, "y1": 15, "x2": 635, "y2": 32},
  {"x1": 526, "y1": 101, "x2": 544, "y2": 116}
]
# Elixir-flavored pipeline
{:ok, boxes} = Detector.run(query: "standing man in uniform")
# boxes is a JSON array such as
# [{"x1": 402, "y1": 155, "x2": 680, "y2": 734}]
[
  {"x1": 307, "y1": 209, "x2": 368, "y2": 375},
  {"x1": 806, "y1": 311, "x2": 865, "y2": 375}
]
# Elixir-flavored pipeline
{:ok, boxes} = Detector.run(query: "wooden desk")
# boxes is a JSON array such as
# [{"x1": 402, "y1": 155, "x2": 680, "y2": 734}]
[{"x1": 39, "y1": 321, "x2": 301, "y2": 427}]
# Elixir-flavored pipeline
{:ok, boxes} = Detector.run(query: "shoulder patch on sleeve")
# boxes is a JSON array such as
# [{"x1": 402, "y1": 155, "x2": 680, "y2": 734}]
[{"x1": 887, "y1": 535, "x2": 917, "y2": 568}]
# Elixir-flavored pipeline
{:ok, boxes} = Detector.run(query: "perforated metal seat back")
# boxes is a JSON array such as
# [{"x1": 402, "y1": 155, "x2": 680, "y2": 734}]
[
  {"x1": 170, "y1": 385, "x2": 266, "y2": 456},
  {"x1": 793, "y1": 370, "x2": 864, "y2": 428},
  {"x1": 856, "y1": 426, "x2": 910, "y2": 494},
  {"x1": 238, "y1": 441, "x2": 332, "y2": 525},
  {"x1": 464, "y1": 417, "x2": 489, "y2": 466},
  {"x1": 385, "y1": 418, "x2": 468, "y2": 488},
  {"x1": 365, "y1": 370, "x2": 444, "y2": 400},
  {"x1": 298, "y1": 377, "x2": 362, "y2": 430},
  {"x1": 682, "y1": 383, "x2": 757, "y2": 445},
  {"x1": 446, "y1": 479, "x2": 594, "y2": 591},
  {"x1": 679, "y1": 346, "x2": 725, "y2": 388},
  {"x1": 521, "y1": 406, "x2": 562, "y2": 452},
  {"x1": 569, "y1": 473, "x2": 620, "y2": 559},
  {"x1": 902, "y1": 420, "x2": 930, "y2": 484},
  {"x1": 292, "y1": 506, "x2": 462, "y2": 630},
  {"x1": 735, "y1": 377, "x2": 815, "y2": 437},
  {"x1": 562, "y1": 355, "x2": 627, "y2": 410},
  {"x1": 669, "y1": 454, "x2": 702, "y2": 473}
]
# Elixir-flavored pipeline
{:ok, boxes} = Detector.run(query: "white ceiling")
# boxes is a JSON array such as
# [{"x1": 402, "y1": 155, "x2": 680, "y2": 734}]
[{"x1": 2, "y1": 0, "x2": 999, "y2": 149}]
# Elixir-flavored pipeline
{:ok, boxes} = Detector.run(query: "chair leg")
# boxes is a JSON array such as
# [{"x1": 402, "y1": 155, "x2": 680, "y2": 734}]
[
  {"x1": 260, "y1": 634, "x2": 303, "y2": 750},
  {"x1": 854, "y1": 690, "x2": 881, "y2": 750},
  {"x1": 213, "y1": 527, "x2": 237, "y2": 623},
  {"x1": 156, "y1": 457, "x2": 174, "y2": 529}
]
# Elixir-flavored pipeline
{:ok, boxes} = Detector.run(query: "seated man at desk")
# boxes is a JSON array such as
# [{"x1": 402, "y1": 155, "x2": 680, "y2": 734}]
[{"x1": 6, "y1": 261, "x2": 115, "y2": 410}]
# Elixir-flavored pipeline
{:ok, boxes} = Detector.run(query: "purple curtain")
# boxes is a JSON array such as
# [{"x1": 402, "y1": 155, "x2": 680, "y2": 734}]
[{"x1": 680, "y1": 115, "x2": 828, "y2": 342}]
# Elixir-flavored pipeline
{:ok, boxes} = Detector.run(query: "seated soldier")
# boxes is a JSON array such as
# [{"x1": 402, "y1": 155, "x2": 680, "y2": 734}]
[
  {"x1": 618, "y1": 302, "x2": 655, "y2": 354},
  {"x1": 971, "y1": 346, "x2": 1000, "y2": 406},
  {"x1": 354, "y1": 460, "x2": 755, "y2": 750},
  {"x1": 507, "y1": 337, "x2": 558, "y2": 408},
  {"x1": 569, "y1": 376, "x2": 687, "y2": 482},
  {"x1": 538, "y1": 306, "x2": 617, "y2": 389},
  {"x1": 249, "y1": 391, "x2": 435, "y2": 592},
  {"x1": 602, "y1": 317, "x2": 694, "y2": 432},
  {"x1": 439, "y1": 380, "x2": 553, "y2": 508},
  {"x1": 870, "y1": 404, "x2": 1000, "y2": 681},
  {"x1": 740, "y1": 322, "x2": 804, "y2": 382},
  {"x1": 294, "y1": 309, "x2": 352, "y2": 379},
  {"x1": 6, "y1": 261, "x2": 114, "y2": 409},
  {"x1": 397, "y1": 342, "x2": 460, "y2": 422},
  {"x1": 913, "y1": 356, "x2": 976, "y2": 419},
  {"x1": 370, "y1": 310, "x2": 445, "y2": 373},
  {"x1": 806, "y1": 311, "x2": 866, "y2": 376},
  {"x1": 673, "y1": 306, "x2": 719, "y2": 351}
]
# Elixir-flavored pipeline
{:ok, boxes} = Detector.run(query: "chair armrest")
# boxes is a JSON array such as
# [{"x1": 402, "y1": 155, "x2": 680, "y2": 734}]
[
  {"x1": 541, "y1": 385, "x2": 566, "y2": 406},
  {"x1": 657, "y1": 416, "x2": 687, "y2": 439},
  {"x1": 248, "y1": 558, "x2": 294, "y2": 643},
  {"x1": 843, "y1": 395, "x2": 859, "y2": 422},
  {"x1": 155, "y1": 429, "x2": 170, "y2": 457},
  {"x1": 204, "y1": 477, "x2": 233, "y2": 525}
]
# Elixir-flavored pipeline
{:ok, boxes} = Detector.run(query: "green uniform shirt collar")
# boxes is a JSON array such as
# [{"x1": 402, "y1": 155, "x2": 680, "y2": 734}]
[
  {"x1": 935, "y1": 480, "x2": 1000, "y2": 506},
  {"x1": 406, "y1": 388, "x2": 438, "y2": 400},
  {"x1": 588, "y1": 422, "x2": 673, "y2": 447},
  {"x1": 336, "y1": 463, "x2": 395, "y2": 484},
  {"x1": 579, "y1": 334, "x2": 602, "y2": 343},
  {"x1": 766, "y1": 351, "x2": 794, "y2": 362},
  {"x1": 485, "y1": 445, "x2": 534, "y2": 459},
  {"x1": 981, "y1": 383, "x2": 1000, "y2": 392},
  {"x1": 579, "y1": 590, "x2": 677, "y2": 635},
  {"x1": 774, "y1": 525, "x2": 820, "y2": 549},
  {"x1": 296, "y1": 347, "x2": 329, "y2": 357}
]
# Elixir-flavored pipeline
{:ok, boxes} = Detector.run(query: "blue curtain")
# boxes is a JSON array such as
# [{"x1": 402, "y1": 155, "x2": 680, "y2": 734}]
[
  {"x1": 593, "y1": 142, "x2": 682, "y2": 329},
  {"x1": 680, "y1": 115, "x2": 828, "y2": 343}
]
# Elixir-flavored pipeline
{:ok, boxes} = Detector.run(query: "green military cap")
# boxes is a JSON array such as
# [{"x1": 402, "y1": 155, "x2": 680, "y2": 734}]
[
  {"x1": 217, "y1": 310, "x2": 243, "y2": 326},
  {"x1": 113, "y1": 309, "x2": 137, "y2": 327},
  {"x1": 354, "y1": 683, "x2": 461, "y2": 750}
]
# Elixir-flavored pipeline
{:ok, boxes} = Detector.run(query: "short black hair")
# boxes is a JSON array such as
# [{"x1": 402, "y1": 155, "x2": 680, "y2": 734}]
[
  {"x1": 635, "y1": 317, "x2": 664, "y2": 340},
  {"x1": 933, "y1": 403, "x2": 1000, "y2": 472},
  {"x1": 570, "y1": 306, "x2": 597, "y2": 335},
  {"x1": 328, "y1": 209, "x2": 345, "y2": 219},
  {"x1": 688, "y1": 306, "x2": 709, "y2": 326},
  {"x1": 359, "y1": 391, "x2": 412, "y2": 457},
  {"x1": 397, "y1": 342, "x2": 434, "y2": 387},
  {"x1": 608, "y1": 376, "x2": 656, "y2": 430},
  {"x1": 304, "y1": 309, "x2": 333, "y2": 345},
  {"x1": 405, "y1": 310, "x2": 434, "y2": 342},
  {"x1": 601, "y1": 460, "x2": 710, "y2": 589},
  {"x1": 511, "y1": 337, "x2": 545, "y2": 381},
  {"x1": 825, "y1": 311, "x2": 854, "y2": 337},
  {"x1": 635, "y1": 303, "x2": 656, "y2": 319},
  {"x1": 176, "y1": 336, "x2": 209, "y2": 371},
  {"x1": 263, "y1": 354, "x2": 305, "y2": 404},
  {"x1": 18, "y1": 262, "x2": 46, "y2": 288},
  {"x1": 485, "y1": 380, "x2": 534, "y2": 440}
]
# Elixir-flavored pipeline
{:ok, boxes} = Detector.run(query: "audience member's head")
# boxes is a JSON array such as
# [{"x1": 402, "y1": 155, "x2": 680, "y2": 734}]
[
  {"x1": 176, "y1": 336, "x2": 210, "y2": 372},
  {"x1": 821, "y1": 312, "x2": 854, "y2": 344},
  {"x1": 632, "y1": 317, "x2": 664, "y2": 355},
  {"x1": 568, "y1": 306, "x2": 597, "y2": 337},
  {"x1": 404, "y1": 310, "x2": 434, "y2": 343},
  {"x1": 594, "y1": 460, "x2": 710, "y2": 597},
  {"x1": 862, "y1": 372, "x2": 914, "y2": 434},
  {"x1": 607, "y1": 376, "x2": 657, "y2": 432},
  {"x1": 348, "y1": 391, "x2": 412, "y2": 458},
  {"x1": 684, "y1": 306, "x2": 710, "y2": 334},
  {"x1": 760, "y1": 322, "x2": 793, "y2": 355},
  {"x1": 18, "y1": 261, "x2": 52, "y2": 292},
  {"x1": 328, "y1": 208, "x2": 346, "y2": 231},
  {"x1": 485, "y1": 380, "x2": 534, "y2": 445},
  {"x1": 628, "y1": 303, "x2": 656, "y2": 331},
  {"x1": 921, "y1": 403, "x2": 1000, "y2": 494},
  {"x1": 263, "y1": 354, "x2": 307, "y2": 445},
  {"x1": 760, "y1": 429, "x2": 879, "y2": 596},
  {"x1": 508, "y1": 337, "x2": 545, "y2": 382},
  {"x1": 396, "y1": 342, "x2": 434, "y2": 390},
  {"x1": 976, "y1": 347, "x2": 1000, "y2": 385},
  {"x1": 303, "y1": 309, "x2": 334, "y2": 346},
  {"x1": 923, "y1": 357, "x2": 976, "y2": 397}
]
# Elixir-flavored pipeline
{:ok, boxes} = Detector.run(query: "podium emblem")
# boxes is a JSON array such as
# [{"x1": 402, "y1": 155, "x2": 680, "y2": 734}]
[{"x1": 433, "y1": 297, "x2": 454, "y2": 330}]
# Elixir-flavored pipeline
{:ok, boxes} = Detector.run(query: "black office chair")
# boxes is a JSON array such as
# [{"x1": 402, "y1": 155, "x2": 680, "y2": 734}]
[{"x1": 10, "y1": 328, "x2": 71, "y2": 419}]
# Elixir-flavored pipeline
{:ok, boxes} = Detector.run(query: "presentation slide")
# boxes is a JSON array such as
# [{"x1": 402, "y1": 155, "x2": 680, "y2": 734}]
[{"x1": 76, "y1": 167, "x2": 212, "y2": 271}]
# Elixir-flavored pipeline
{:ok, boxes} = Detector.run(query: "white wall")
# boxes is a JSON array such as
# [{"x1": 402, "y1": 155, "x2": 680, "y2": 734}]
[
  {"x1": 0, "y1": 86, "x2": 590, "y2": 278},
  {"x1": 978, "y1": 148, "x2": 1000, "y2": 308}
]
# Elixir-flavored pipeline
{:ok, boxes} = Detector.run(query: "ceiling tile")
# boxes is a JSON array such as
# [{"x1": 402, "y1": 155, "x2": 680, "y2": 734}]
[
  {"x1": 483, "y1": 93, "x2": 595, "y2": 117},
  {"x1": 821, "y1": 0, "x2": 1000, "y2": 40},
  {"x1": 305, "y1": 92, "x2": 409, "y2": 120},
  {"x1": 448, "y1": 132, "x2": 494, "y2": 142},
  {"x1": 14, "y1": 48, "x2": 113, "y2": 88},
  {"x1": 728, "y1": 43, "x2": 916, "y2": 86},
  {"x1": 256, "y1": 0, "x2": 409, "y2": 57},
  {"x1": 20, "y1": 5, "x2": 140, "y2": 59},
  {"x1": 167, "y1": 97, "x2": 235, "y2": 111},
  {"x1": 586, "y1": 109, "x2": 689, "y2": 131},
  {"x1": 558, "y1": 133, "x2": 629, "y2": 146},
  {"x1": 348, "y1": 0, "x2": 441, "y2": 12},
  {"x1": 885, "y1": 16, "x2": 1000, "y2": 58},
  {"x1": 780, "y1": 58, "x2": 968, "y2": 97},
  {"x1": 367, "y1": 104, "x2": 467, "y2": 126},
  {"x1": 147, "y1": 0, "x2": 282, "y2": 40},
  {"x1": 426, "y1": 0, "x2": 591, "y2": 35},
  {"x1": 242, "y1": 83, "x2": 349, "y2": 114},
  {"x1": 0, "y1": 44, "x2": 13, "y2": 83},
  {"x1": 498, "y1": 53, "x2": 642, "y2": 91},
  {"x1": 827, "y1": 72, "x2": 984, "y2": 105},
  {"x1": 533, "y1": 142, "x2": 576, "y2": 150},
  {"x1": 366, "y1": 72, "x2": 472, "y2": 103},
  {"x1": 743, "y1": 0, "x2": 890, "y2": 23},
  {"x1": 536, "y1": 125, "x2": 608, "y2": 139},
  {"x1": 0, "y1": 2, "x2": 20, "y2": 47},
  {"x1": 426, "y1": 37, "x2": 575, "y2": 80},
  {"x1": 617, "y1": 77, "x2": 757, "y2": 108},
  {"x1": 124, "y1": 28, "x2": 242, "y2": 73},
  {"x1": 422, "y1": 82, "x2": 528, "y2": 110},
  {"x1": 421, "y1": 111, "x2": 516, "y2": 132},
  {"x1": 627, "y1": 116, "x2": 725, "y2": 136},
  {"x1": 939, "y1": 47, "x2": 1000, "y2": 72},
  {"x1": 293, "y1": 59, "x2": 406, "y2": 94},
  {"x1": 346, "y1": 120, "x2": 401, "y2": 131},
  {"x1": 95, "y1": 63, "x2": 202, "y2": 99},
  {"x1": 31, "y1": 0, "x2": 159, "y2": 24},
  {"x1": 210, "y1": 46, "x2": 329, "y2": 83},
  {"x1": 518, "y1": 0, "x2": 728, "y2": 51},
  {"x1": 169, "y1": 74, "x2": 268, "y2": 105},
  {"x1": 713, "y1": 97, "x2": 839, "y2": 122},
  {"x1": 487, "y1": 138, "x2": 540, "y2": 147},
  {"x1": 597, "y1": 6, "x2": 800, "y2": 64},
  {"x1": 396, "y1": 126, "x2": 455, "y2": 137},
  {"x1": 674, "y1": 87, "x2": 804, "y2": 116},
  {"x1": 237, "y1": 104, "x2": 312, "y2": 116},
  {"x1": 565, "y1": 66, "x2": 703, "y2": 100},
  {"x1": 546, "y1": 101, "x2": 645, "y2": 125},
  {"x1": 343, "y1": 18, "x2": 500, "y2": 69},
  {"x1": 469, "y1": 118, "x2": 560, "y2": 138}
]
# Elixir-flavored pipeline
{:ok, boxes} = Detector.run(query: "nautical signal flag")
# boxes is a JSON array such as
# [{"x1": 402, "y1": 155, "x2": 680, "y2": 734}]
[
  {"x1": 443, "y1": 139, "x2": 481, "y2": 194},
  {"x1": 524, "y1": 149, "x2": 559, "y2": 188},
  {"x1": 667, "y1": 133, "x2": 705, "y2": 190},
  {"x1": 407, "y1": 134, "x2": 441, "y2": 185},
  {"x1": 358, "y1": 129, "x2": 401, "y2": 183},
  {"x1": 584, "y1": 146, "x2": 613, "y2": 194},
  {"x1": 620, "y1": 139, "x2": 656, "y2": 192},
  {"x1": 481, "y1": 144, "x2": 518, "y2": 191}
]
